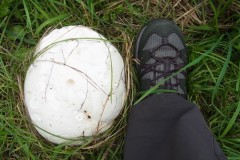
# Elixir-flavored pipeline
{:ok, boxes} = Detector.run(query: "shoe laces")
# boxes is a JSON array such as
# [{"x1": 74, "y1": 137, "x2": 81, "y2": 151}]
[{"x1": 141, "y1": 40, "x2": 184, "y2": 88}]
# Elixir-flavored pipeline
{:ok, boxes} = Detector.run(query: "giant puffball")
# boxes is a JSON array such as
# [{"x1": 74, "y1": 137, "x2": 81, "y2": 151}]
[{"x1": 24, "y1": 26, "x2": 126, "y2": 145}]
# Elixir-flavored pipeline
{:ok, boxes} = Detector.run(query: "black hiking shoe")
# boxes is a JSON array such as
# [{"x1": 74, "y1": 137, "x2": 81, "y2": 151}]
[{"x1": 135, "y1": 19, "x2": 187, "y2": 97}]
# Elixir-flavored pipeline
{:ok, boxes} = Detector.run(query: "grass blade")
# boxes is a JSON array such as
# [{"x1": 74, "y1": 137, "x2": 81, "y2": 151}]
[
  {"x1": 220, "y1": 101, "x2": 240, "y2": 138},
  {"x1": 35, "y1": 14, "x2": 70, "y2": 35},
  {"x1": 30, "y1": 0, "x2": 50, "y2": 19},
  {"x1": 211, "y1": 43, "x2": 232, "y2": 103},
  {"x1": 236, "y1": 62, "x2": 240, "y2": 92},
  {"x1": 209, "y1": 0, "x2": 219, "y2": 32},
  {"x1": 22, "y1": 0, "x2": 32, "y2": 32}
]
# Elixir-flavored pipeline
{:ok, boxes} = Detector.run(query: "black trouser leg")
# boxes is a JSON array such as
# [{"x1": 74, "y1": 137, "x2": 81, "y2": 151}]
[{"x1": 124, "y1": 93, "x2": 227, "y2": 160}]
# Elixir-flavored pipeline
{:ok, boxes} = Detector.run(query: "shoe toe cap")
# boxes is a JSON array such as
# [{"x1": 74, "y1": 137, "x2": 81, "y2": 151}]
[{"x1": 137, "y1": 19, "x2": 185, "y2": 52}]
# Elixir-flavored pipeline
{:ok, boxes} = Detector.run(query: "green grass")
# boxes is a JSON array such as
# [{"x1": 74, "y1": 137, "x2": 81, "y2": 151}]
[{"x1": 0, "y1": 0, "x2": 240, "y2": 159}]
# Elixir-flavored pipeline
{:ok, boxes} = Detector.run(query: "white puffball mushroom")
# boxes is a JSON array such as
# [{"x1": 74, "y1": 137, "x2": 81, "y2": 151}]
[{"x1": 24, "y1": 26, "x2": 126, "y2": 145}]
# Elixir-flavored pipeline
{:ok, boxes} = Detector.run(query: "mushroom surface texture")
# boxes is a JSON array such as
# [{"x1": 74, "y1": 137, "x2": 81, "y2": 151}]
[{"x1": 24, "y1": 26, "x2": 126, "y2": 145}]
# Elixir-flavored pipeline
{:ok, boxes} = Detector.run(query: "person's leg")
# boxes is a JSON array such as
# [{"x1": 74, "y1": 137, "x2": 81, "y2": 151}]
[
  {"x1": 124, "y1": 19, "x2": 227, "y2": 160},
  {"x1": 124, "y1": 93, "x2": 227, "y2": 160}
]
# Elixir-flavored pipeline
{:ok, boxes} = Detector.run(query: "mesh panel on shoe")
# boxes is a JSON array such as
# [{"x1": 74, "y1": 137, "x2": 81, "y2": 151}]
[
  {"x1": 155, "y1": 46, "x2": 176, "y2": 58},
  {"x1": 141, "y1": 33, "x2": 186, "y2": 94},
  {"x1": 143, "y1": 33, "x2": 162, "y2": 51},
  {"x1": 168, "y1": 33, "x2": 184, "y2": 50}
]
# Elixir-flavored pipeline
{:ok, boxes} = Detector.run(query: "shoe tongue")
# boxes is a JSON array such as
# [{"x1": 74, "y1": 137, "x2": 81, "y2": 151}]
[{"x1": 155, "y1": 60, "x2": 175, "y2": 88}]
